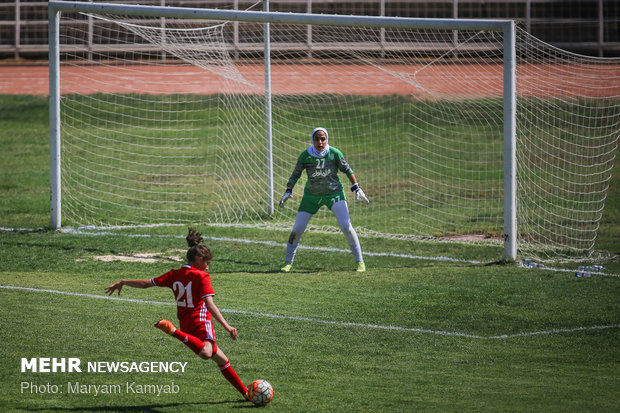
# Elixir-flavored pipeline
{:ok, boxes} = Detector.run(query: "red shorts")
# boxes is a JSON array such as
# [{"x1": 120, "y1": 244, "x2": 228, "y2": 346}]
[{"x1": 179, "y1": 314, "x2": 216, "y2": 343}]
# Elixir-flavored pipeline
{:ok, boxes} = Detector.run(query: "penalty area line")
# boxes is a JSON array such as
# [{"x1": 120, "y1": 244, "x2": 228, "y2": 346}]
[{"x1": 2, "y1": 285, "x2": 619, "y2": 340}]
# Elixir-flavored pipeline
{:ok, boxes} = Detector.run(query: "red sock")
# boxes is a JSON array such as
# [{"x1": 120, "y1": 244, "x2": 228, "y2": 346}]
[
  {"x1": 171, "y1": 329, "x2": 205, "y2": 355},
  {"x1": 219, "y1": 361, "x2": 246, "y2": 395}
]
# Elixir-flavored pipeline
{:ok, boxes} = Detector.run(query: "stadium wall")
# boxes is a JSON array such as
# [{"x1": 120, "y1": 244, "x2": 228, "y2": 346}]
[{"x1": 1, "y1": 0, "x2": 619, "y2": 60}]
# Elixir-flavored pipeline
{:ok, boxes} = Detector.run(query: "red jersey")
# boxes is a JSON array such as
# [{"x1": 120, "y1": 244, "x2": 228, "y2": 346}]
[{"x1": 152, "y1": 265, "x2": 215, "y2": 325}]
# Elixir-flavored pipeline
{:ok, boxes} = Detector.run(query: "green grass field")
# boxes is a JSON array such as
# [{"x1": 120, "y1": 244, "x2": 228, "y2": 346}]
[{"x1": 1, "y1": 95, "x2": 619, "y2": 412}]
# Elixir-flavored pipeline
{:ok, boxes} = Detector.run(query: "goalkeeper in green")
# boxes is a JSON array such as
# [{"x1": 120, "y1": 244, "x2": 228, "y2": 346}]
[{"x1": 279, "y1": 127, "x2": 370, "y2": 272}]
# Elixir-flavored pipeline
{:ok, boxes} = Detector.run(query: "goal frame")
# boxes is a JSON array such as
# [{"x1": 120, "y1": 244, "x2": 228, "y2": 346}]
[{"x1": 47, "y1": 0, "x2": 517, "y2": 260}]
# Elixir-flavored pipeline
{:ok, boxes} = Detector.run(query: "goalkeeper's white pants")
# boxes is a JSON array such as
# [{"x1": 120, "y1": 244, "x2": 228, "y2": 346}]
[{"x1": 285, "y1": 200, "x2": 363, "y2": 265}]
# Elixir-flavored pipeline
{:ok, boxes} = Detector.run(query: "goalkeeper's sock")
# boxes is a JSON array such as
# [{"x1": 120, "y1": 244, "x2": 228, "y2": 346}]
[
  {"x1": 219, "y1": 361, "x2": 246, "y2": 395},
  {"x1": 171, "y1": 329, "x2": 205, "y2": 355},
  {"x1": 332, "y1": 202, "x2": 363, "y2": 262}
]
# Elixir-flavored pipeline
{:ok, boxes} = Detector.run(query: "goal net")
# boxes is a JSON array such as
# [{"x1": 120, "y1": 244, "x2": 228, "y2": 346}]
[{"x1": 50, "y1": 3, "x2": 619, "y2": 261}]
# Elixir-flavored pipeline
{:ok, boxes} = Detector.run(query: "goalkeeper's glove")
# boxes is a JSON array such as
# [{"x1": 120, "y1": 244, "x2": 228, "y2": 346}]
[
  {"x1": 351, "y1": 183, "x2": 370, "y2": 204},
  {"x1": 279, "y1": 187, "x2": 293, "y2": 207}
]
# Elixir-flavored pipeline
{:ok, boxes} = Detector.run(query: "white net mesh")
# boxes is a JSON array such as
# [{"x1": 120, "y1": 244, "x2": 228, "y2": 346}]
[
  {"x1": 516, "y1": 32, "x2": 619, "y2": 260},
  {"x1": 56, "y1": 10, "x2": 619, "y2": 261}
]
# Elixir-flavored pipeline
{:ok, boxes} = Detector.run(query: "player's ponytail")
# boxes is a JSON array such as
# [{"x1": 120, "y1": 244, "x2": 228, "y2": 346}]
[
  {"x1": 186, "y1": 227, "x2": 203, "y2": 247},
  {"x1": 186, "y1": 227, "x2": 213, "y2": 265}
]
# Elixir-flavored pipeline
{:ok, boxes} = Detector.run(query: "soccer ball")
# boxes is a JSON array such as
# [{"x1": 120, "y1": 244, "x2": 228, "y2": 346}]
[{"x1": 246, "y1": 379, "x2": 273, "y2": 406}]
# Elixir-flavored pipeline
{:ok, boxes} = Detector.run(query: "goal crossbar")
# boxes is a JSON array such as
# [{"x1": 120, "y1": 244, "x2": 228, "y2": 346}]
[
  {"x1": 47, "y1": 1, "x2": 517, "y2": 260},
  {"x1": 49, "y1": 1, "x2": 513, "y2": 32}
]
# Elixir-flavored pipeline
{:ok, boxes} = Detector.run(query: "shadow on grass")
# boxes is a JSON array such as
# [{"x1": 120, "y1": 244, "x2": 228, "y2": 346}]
[{"x1": 26, "y1": 398, "x2": 252, "y2": 412}]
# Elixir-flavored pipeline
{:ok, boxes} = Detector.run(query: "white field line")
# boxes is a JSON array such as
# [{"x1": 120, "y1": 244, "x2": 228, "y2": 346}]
[
  {"x1": 61, "y1": 230, "x2": 620, "y2": 277},
  {"x1": 58, "y1": 227, "x2": 487, "y2": 264},
  {"x1": 5, "y1": 227, "x2": 619, "y2": 276},
  {"x1": 1, "y1": 285, "x2": 619, "y2": 340}
]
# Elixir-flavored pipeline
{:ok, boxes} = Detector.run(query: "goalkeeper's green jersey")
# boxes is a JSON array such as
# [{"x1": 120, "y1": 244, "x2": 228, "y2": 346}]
[{"x1": 288, "y1": 147, "x2": 354, "y2": 196}]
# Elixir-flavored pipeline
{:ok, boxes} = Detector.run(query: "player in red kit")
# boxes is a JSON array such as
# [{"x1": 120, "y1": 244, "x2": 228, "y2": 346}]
[{"x1": 105, "y1": 227, "x2": 248, "y2": 399}]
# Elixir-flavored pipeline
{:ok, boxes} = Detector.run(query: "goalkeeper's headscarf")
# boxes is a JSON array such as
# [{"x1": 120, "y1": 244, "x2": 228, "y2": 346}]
[{"x1": 308, "y1": 127, "x2": 330, "y2": 158}]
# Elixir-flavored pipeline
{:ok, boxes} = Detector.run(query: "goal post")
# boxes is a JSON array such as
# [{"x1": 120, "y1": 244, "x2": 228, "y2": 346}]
[
  {"x1": 47, "y1": 1, "x2": 619, "y2": 262},
  {"x1": 49, "y1": 5, "x2": 61, "y2": 235},
  {"x1": 48, "y1": 1, "x2": 517, "y2": 258},
  {"x1": 502, "y1": 21, "x2": 517, "y2": 262}
]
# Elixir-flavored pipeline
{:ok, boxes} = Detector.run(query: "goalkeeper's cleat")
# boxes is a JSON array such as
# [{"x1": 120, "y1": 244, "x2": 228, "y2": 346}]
[
  {"x1": 281, "y1": 263, "x2": 292, "y2": 272},
  {"x1": 154, "y1": 319, "x2": 176, "y2": 335},
  {"x1": 356, "y1": 262, "x2": 366, "y2": 272}
]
